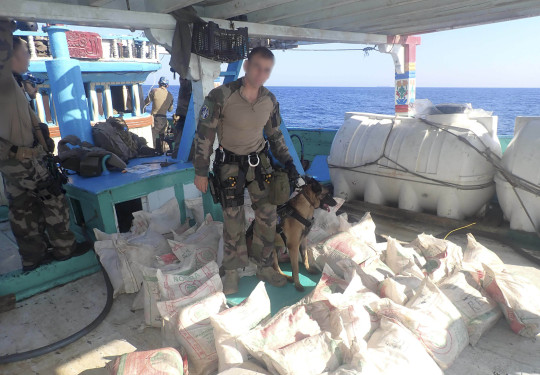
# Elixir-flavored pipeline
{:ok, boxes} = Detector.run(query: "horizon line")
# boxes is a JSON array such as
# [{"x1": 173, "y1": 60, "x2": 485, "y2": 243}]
[{"x1": 146, "y1": 84, "x2": 539, "y2": 89}]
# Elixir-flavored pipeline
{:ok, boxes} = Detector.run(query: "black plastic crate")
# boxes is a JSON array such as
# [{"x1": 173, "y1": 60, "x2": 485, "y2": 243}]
[{"x1": 191, "y1": 21, "x2": 248, "y2": 62}]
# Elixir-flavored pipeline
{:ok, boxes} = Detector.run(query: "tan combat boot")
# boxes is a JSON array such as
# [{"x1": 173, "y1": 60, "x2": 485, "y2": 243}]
[
  {"x1": 256, "y1": 266, "x2": 287, "y2": 287},
  {"x1": 222, "y1": 269, "x2": 239, "y2": 295}
]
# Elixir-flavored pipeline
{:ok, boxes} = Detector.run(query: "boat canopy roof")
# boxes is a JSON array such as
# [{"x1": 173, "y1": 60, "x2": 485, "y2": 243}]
[{"x1": 2, "y1": 0, "x2": 540, "y2": 44}]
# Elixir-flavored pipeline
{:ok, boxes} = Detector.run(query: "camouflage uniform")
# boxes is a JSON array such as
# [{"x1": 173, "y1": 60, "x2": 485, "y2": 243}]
[
  {"x1": 194, "y1": 77, "x2": 293, "y2": 270},
  {"x1": 0, "y1": 20, "x2": 75, "y2": 266}
]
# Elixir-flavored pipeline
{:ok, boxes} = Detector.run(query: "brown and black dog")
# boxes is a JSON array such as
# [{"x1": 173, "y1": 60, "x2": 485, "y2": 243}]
[{"x1": 247, "y1": 177, "x2": 337, "y2": 292}]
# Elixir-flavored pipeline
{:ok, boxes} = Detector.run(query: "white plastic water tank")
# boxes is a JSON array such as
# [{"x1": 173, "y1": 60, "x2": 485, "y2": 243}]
[
  {"x1": 329, "y1": 112, "x2": 502, "y2": 220},
  {"x1": 495, "y1": 117, "x2": 540, "y2": 232}
]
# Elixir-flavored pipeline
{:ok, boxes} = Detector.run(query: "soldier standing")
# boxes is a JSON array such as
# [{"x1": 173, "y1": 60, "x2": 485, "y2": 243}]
[
  {"x1": 194, "y1": 47, "x2": 299, "y2": 294},
  {"x1": 0, "y1": 20, "x2": 88, "y2": 272},
  {"x1": 144, "y1": 76, "x2": 174, "y2": 154}
]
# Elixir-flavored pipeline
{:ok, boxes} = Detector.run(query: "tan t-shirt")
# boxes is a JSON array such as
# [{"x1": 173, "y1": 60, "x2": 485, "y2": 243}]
[
  {"x1": 0, "y1": 75, "x2": 36, "y2": 147},
  {"x1": 0, "y1": 20, "x2": 38, "y2": 161},
  {"x1": 145, "y1": 86, "x2": 174, "y2": 116},
  {"x1": 218, "y1": 89, "x2": 274, "y2": 155}
]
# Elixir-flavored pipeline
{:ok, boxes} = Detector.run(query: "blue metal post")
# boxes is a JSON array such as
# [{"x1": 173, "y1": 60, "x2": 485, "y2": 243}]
[
  {"x1": 176, "y1": 95, "x2": 196, "y2": 162},
  {"x1": 44, "y1": 26, "x2": 93, "y2": 143},
  {"x1": 175, "y1": 60, "x2": 243, "y2": 162},
  {"x1": 222, "y1": 60, "x2": 243, "y2": 84}
]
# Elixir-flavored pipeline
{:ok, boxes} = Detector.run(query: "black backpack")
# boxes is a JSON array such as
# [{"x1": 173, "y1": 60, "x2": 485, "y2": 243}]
[{"x1": 58, "y1": 135, "x2": 127, "y2": 177}]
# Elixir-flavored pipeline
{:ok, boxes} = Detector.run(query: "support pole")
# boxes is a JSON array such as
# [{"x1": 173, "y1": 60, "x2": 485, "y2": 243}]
[
  {"x1": 175, "y1": 55, "x2": 221, "y2": 162},
  {"x1": 379, "y1": 36, "x2": 421, "y2": 117},
  {"x1": 44, "y1": 25, "x2": 93, "y2": 143}
]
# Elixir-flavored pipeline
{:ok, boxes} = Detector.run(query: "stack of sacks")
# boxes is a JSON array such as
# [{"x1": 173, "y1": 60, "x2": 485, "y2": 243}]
[
  {"x1": 409, "y1": 233, "x2": 463, "y2": 282},
  {"x1": 307, "y1": 197, "x2": 351, "y2": 246},
  {"x1": 309, "y1": 213, "x2": 382, "y2": 279},
  {"x1": 185, "y1": 196, "x2": 205, "y2": 226},
  {"x1": 378, "y1": 238, "x2": 425, "y2": 305},
  {"x1": 237, "y1": 303, "x2": 342, "y2": 375},
  {"x1": 168, "y1": 218, "x2": 223, "y2": 273},
  {"x1": 107, "y1": 347, "x2": 186, "y2": 375},
  {"x1": 130, "y1": 197, "x2": 185, "y2": 237},
  {"x1": 210, "y1": 282, "x2": 271, "y2": 372},
  {"x1": 372, "y1": 278, "x2": 470, "y2": 370},
  {"x1": 93, "y1": 228, "x2": 172, "y2": 297},
  {"x1": 462, "y1": 234, "x2": 540, "y2": 338},
  {"x1": 141, "y1": 217, "x2": 223, "y2": 328},
  {"x1": 159, "y1": 281, "x2": 272, "y2": 375},
  {"x1": 298, "y1": 265, "x2": 381, "y2": 353}
]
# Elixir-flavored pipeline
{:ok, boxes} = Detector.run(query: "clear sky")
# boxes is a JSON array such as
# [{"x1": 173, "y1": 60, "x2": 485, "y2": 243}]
[{"x1": 69, "y1": 15, "x2": 540, "y2": 88}]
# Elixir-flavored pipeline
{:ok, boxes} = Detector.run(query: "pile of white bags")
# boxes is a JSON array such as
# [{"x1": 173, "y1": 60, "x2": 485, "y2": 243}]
[
  {"x1": 210, "y1": 282, "x2": 271, "y2": 372},
  {"x1": 101, "y1": 195, "x2": 540, "y2": 375}
]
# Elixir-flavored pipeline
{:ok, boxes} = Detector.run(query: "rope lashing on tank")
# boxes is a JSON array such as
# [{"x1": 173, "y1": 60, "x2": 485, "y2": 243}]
[{"x1": 328, "y1": 117, "x2": 540, "y2": 235}]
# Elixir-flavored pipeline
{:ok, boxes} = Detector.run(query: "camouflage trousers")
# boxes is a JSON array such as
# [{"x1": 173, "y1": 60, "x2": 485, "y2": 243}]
[
  {"x1": 152, "y1": 115, "x2": 168, "y2": 153},
  {"x1": 220, "y1": 155, "x2": 276, "y2": 270},
  {"x1": 152, "y1": 115, "x2": 168, "y2": 139},
  {"x1": 0, "y1": 157, "x2": 75, "y2": 264}
]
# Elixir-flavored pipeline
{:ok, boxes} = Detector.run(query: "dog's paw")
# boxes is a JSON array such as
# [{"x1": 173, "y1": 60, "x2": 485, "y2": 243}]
[
  {"x1": 285, "y1": 275, "x2": 294, "y2": 283},
  {"x1": 306, "y1": 267, "x2": 321, "y2": 275},
  {"x1": 295, "y1": 283, "x2": 305, "y2": 292}
]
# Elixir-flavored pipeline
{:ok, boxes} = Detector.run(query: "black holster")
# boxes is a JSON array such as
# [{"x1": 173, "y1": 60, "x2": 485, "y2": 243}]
[{"x1": 41, "y1": 154, "x2": 68, "y2": 196}]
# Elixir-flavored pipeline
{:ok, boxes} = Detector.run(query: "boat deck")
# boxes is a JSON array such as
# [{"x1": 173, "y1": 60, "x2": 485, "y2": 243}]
[{"x1": 1, "y1": 203, "x2": 539, "y2": 374}]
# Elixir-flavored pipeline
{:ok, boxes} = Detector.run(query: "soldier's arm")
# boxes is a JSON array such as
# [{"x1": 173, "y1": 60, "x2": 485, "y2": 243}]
[
  {"x1": 193, "y1": 89, "x2": 222, "y2": 177},
  {"x1": 143, "y1": 88, "x2": 153, "y2": 108},
  {"x1": 0, "y1": 19, "x2": 15, "y2": 159},
  {"x1": 264, "y1": 98, "x2": 293, "y2": 166},
  {"x1": 168, "y1": 93, "x2": 174, "y2": 112},
  {"x1": 0, "y1": 19, "x2": 13, "y2": 107}
]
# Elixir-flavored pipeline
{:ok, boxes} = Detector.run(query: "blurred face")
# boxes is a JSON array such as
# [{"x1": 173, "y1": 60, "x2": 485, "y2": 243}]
[
  {"x1": 12, "y1": 42, "x2": 30, "y2": 74},
  {"x1": 243, "y1": 54, "x2": 274, "y2": 88}
]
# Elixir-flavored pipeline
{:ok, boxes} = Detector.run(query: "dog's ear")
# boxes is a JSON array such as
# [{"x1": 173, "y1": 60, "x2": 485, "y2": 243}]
[{"x1": 310, "y1": 178, "x2": 322, "y2": 193}]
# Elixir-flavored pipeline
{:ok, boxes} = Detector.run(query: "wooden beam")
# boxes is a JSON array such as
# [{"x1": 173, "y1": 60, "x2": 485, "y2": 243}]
[
  {"x1": 352, "y1": 0, "x2": 540, "y2": 35},
  {"x1": 246, "y1": 0, "x2": 359, "y2": 24},
  {"x1": 202, "y1": 0, "x2": 296, "y2": 20},
  {"x1": 1, "y1": 0, "x2": 175, "y2": 29},
  {"x1": 146, "y1": 0, "x2": 206, "y2": 13},
  {"x1": 329, "y1": 0, "x2": 540, "y2": 34},
  {"x1": 272, "y1": 0, "x2": 422, "y2": 27},
  {"x1": 1, "y1": 0, "x2": 388, "y2": 44},
  {"x1": 300, "y1": 0, "x2": 476, "y2": 30},
  {"x1": 204, "y1": 17, "x2": 388, "y2": 44}
]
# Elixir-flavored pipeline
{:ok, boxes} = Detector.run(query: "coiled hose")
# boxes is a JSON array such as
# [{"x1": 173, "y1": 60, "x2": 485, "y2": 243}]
[{"x1": 0, "y1": 264, "x2": 113, "y2": 364}]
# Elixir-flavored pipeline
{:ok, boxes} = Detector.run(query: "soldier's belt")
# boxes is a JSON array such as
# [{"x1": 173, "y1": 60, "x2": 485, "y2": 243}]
[
  {"x1": 13, "y1": 146, "x2": 42, "y2": 160},
  {"x1": 216, "y1": 141, "x2": 269, "y2": 166}
]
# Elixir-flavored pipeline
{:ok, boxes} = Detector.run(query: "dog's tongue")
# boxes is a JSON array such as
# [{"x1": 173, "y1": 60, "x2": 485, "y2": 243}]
[{"x1": 323, "y1": 204, "x2": 330, "y2": 212}]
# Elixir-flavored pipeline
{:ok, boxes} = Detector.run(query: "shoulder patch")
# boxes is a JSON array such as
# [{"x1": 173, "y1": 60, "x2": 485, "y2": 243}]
[{"x1": 201, "y1": 104, "x2": 210, "y2": 119}]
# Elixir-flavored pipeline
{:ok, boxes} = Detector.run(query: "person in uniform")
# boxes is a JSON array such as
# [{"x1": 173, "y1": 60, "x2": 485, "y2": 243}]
[
  {"x1": 144, "y1": 76, "x2": 174, "y2": 154},
  {"x1": 0, "y1": 20, "x2": 88, "y2": 271},
  {"x1": 193, "y1": 47, "x2": 299, "y2": 294}
]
